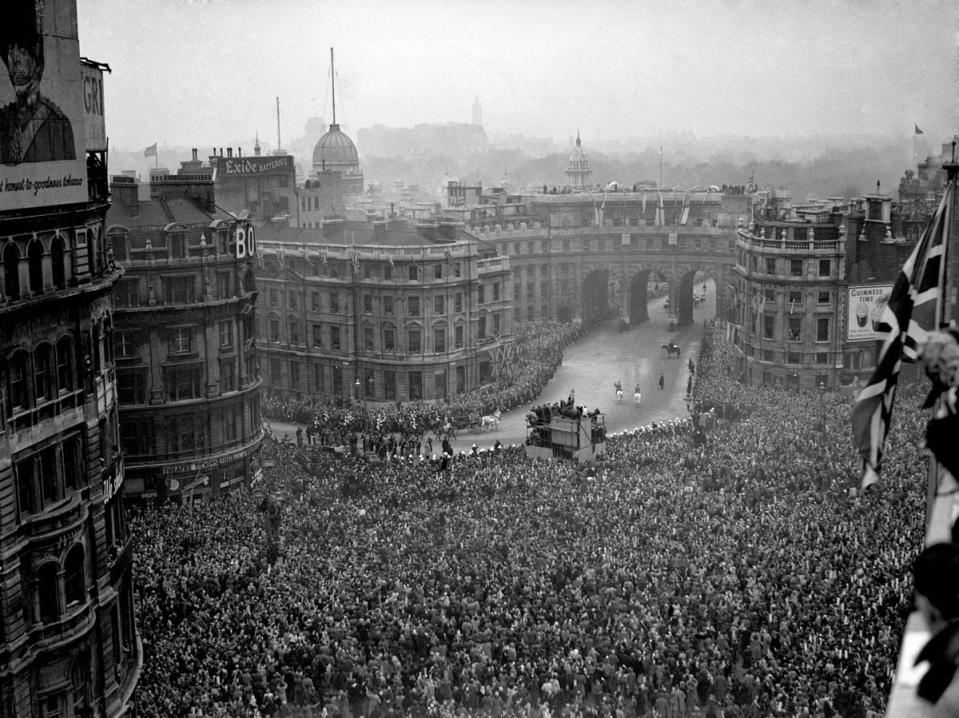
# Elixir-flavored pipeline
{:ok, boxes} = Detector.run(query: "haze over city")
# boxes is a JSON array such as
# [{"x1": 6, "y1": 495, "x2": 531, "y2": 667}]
[{"x1": 77, "y1": 0, "x2": 959, "y2": 153}]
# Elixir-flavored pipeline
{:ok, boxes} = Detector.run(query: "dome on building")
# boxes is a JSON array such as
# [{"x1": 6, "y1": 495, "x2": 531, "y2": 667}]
[
  {"x1": 565, "y1": 131, "x2": 592, "y2": 189},
  {"x1": 313, "y1": 123, "x2": 359, "y2": 172}
]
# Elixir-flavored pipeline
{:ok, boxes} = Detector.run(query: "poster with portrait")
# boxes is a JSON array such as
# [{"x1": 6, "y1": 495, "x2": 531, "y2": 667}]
[
  {"x1": 847, "y1": 284, "x2": 894, "y2": 342},
  {"x1": 0, "y1": 0, "x2": 87, "y2": 210}
]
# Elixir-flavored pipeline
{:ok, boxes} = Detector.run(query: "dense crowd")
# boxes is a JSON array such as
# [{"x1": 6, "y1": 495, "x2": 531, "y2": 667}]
[
  {"x1": 262, "y1": 321, "x2": 586, "y2": 438},
  {"x1": 131, "y1": 325, "x2": 929, "y2": 717}
]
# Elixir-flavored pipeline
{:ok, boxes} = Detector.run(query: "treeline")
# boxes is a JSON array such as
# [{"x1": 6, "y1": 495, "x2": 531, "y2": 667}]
[{"x1": 365, "y1": 140, "x2": 915, "y2": 202}]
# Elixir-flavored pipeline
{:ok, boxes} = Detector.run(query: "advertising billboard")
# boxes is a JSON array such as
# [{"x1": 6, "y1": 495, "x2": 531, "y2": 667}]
[
  {"x1": 213, "y1": 155, "x2": 294, "y2": 178},
  {"x1": 0, "y1": 0, "x2": 87, "y2": 210},
  {"x1": 847, "y1": 284, "x2": 894, "y2": 342},
  {"x1": 80, "y1": 60, "x2": 107, "y2": 152}
]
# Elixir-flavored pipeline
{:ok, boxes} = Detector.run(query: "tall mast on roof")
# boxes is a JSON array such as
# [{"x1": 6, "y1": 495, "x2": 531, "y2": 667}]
[{"x1": 330, "y1": 47, "x2": 337, "y2": 126}]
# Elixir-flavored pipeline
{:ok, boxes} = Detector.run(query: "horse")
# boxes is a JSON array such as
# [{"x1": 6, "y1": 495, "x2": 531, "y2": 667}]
[
  {"x1": 662, "y1": 343, "x2": 681, "y2": 359},
  {"x1": 480, "y1": 409, "x2": 502, "y2": 432},
  {"x1": 616, "y1": 389, "x2": 623, "y2": 403},
  {"x1": 634, "y1": 391, "x2": 642, "y2": 406}
]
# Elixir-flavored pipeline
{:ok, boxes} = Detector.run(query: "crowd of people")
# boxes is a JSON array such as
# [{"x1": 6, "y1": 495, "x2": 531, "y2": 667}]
[
  {"x1": 130, "y1": 324, "x2": 929, "y2": 717},
  {"x1": 263, "y1": 321, "x2": 585, "y2": 440}
]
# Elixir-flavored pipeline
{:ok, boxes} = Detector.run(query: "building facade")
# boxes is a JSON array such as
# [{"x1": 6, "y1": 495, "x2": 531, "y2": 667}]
[
  {"x1": 730, "y1": 204, "x2": 847, "y2": 390},
  {"x1": 209, "y1": 146, "x2": 297, "y2": 224},
  {"x1": 256, "y1": 219, "x2": 512, "y2": 403},
  {"x1": 0, "y1": 1, "x2": 139, "y2": 711},
  {"x1": 296, "y1": 171, "x2": 347, "y2": 229},
  {"x1": 106, "y1": 172, "x2": 264, "y2": 502},
  {"x1": 729, "y1": 192, "x2": 933, "y2": 390}
]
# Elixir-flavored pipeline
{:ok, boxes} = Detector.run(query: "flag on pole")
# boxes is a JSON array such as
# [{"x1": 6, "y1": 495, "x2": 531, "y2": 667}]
[
  {"x1": 680, "y1": 191, "x2": 690, "y2": 226},
  {"x1": 144, "y1": 142, "x2": 157, "y2": 157},
  {"x1": 851, "y1": 179, "x2": 954, "y2": 489},
  {"x1": 915, "y1": 124, "x2": 924, "y2": 136}
]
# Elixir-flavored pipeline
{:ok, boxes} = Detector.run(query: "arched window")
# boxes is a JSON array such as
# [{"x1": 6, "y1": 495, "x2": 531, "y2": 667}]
[
  {"x1": 64, "y1": 545, "x2": 85, "y2": 605},
  {"x1": 242, "y1": 269, "x2": 255, "y2": 293},
  {"x1": 37, "y1": 562, "x2": 59, "y2": 622},
  {"x1": 33, "y1": 343, "x2": 54, "y2": 403},
  {"x1": 51, "y1": 235, "x2": 66, "y2": 288},
  {"x1": 27, "y1": 239, "x2": 44, "y2": 295},
  {"x1": 3, "y1": 242, "x2": 20, "y2": 299},
  {"x1": 7, "y1": 350, "x2": 29, "y2": 413},
  {"x1": 56, "y1": 336, "x2": 73, "y2": 393},
  {"x1": 39, "y1": 445, "x2": 61, "y2": 505}
]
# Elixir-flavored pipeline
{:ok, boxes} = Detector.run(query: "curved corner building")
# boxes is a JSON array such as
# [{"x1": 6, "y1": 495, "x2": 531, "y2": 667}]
[
  {"x1": 0, "y1": 183, "x2": 140, "y2": 717},
  {"x1": 106, "y1": 172, "x2": 264, "y2": 502}
]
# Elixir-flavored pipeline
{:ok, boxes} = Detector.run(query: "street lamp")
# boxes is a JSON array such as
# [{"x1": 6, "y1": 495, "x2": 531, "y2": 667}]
[{"x1": 817, "y1": 382, "x2": 826, "y2": 433}]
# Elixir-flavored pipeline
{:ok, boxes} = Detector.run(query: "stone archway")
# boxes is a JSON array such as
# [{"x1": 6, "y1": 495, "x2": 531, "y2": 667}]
[
  {"x1": 628, "y1": 269, "x2": 668, "y2": 325},
  {"x1": 677, "y1": 269, "x2": 697, "y2": 326},
  {"x1": 581, "y1": 269, "x2": 610, "y2": 325}
]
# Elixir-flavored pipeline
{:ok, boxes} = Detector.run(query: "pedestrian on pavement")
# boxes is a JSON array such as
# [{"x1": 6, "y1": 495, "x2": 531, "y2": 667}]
[{"x1": 658, "y1": 374, "x2": 665, "y2": 390}]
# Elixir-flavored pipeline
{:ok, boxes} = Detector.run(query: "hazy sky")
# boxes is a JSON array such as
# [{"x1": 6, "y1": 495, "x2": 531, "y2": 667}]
[{"x1": 76, "y1": 0, "x2": 958, "y2": 152}]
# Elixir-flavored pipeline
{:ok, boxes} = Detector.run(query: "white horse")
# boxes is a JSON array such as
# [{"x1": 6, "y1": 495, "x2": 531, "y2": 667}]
[
  {"x1": 634, "y1": 391, "x2": 642, "y2": 407},
  {"x1": 616, "y1": 389, "x2": 623, "y2": 403},
  {"x1": 480, "y1": 409, "x2": 502, "y2": 431}
]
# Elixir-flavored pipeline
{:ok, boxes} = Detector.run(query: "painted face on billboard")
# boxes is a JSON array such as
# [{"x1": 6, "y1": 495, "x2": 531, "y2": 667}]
[
  {"x1": 5, "y1": 44, "x2": 43, "y2": 100},
  {"x1": 0, "y1": 0, "x2": 76, "y2": 165}
]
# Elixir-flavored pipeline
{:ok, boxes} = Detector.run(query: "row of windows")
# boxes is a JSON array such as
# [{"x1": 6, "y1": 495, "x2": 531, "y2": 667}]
[
  {"x1": 117, "y1": 353, "x2": 251, "y2": 404},
  {"x1": 115, "y1": 318, "x2": 252, "y2": 361},
  {"x1": 5, "y1": 338, "x2": 76, "y2": 417},
  {"x1": 496, "y1": 234, "x2": 716, "y2": 256},
  {"x1": 744, "y1": 346, "x2": 836, "y2": 366},
  {"x1": 750, "y1": 314, "x2": 832, "y2": 343},
  {"x1": 267, "y1": 256, "x2": 467, "y2": 283},
  {"x1": 745, "y1": 255, "x2": 833, "y2": 278},
  {"x1": 109, "y1": 225, "x2": 232, "y2": 261},
  {"x1": 119, "y1": 399, "x2": 260, "y2": 458},
  {"x1": 264, "y1": 285, "x2": 501, "y2": 314},
  {"x1": 113, "y1": 270, "x2": 255, "y2": 308},
  {"x1": 265, "y1": 314, "x2": 502, "y2": 352},
  {"x1": 1, "y1": 229, "x2": 103, "y2": 300},
  {"x1": 270, "y1": 362, "x2": 490, "y2": 401}
]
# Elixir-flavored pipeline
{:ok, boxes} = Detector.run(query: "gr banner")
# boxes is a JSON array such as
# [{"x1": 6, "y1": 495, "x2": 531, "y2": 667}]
[
  {"x1": 847, "y1": 284, "x2": 894, "y2": 342},
  {"x1": 80, "y1": 60, "x2": 107, "y2": 152},
  {"x1": 0, "y1": 0, "x2": 88, "y2": 210}
]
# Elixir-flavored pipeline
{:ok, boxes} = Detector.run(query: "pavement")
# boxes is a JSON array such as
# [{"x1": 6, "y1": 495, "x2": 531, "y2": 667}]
[{"x1": 268, "y1": 285, "x2": 714, "y2": 455}]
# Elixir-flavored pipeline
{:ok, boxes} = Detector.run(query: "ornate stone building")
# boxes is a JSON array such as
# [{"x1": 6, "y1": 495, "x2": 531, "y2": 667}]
[
  {"x1": 564, "y1": 132, "x2": 593, "y2": 189},
  {"x1": 0, "y1": 2, "x2": 139, "y2": 711},
  {"x1": 106, "y1": 170, "x2": 264, "y2": 502},
  {"x1": 730, "y1": 202, "x2": 847, "y2": 390},
  {"x1": 256, "y1": 219, "x2": 512, "y2": 403},
  {"x1": 728, "y1": 192, "x2": 935, "y2": 390}
]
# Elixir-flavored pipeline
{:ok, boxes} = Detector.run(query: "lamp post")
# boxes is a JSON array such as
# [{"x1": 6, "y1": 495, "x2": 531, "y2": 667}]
[{"x1": 818, "y1": 382, "x2": 826, "y2": 433}]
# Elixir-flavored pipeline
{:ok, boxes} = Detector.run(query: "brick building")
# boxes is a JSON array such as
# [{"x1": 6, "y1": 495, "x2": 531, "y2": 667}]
[
  {"x1": 105, "y1": 170, "x2": 264, "y2": 502},
  {"x1": 256, "y1": 219, "x2": 512, "y2": 403},
  {"x1": 0, "y1": 1, "x2": 138, "y2": 712}
]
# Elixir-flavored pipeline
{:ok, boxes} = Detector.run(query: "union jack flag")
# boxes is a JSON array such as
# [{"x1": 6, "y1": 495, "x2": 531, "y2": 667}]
[{"x1": 851, "y1": 179, "x2": 954, "y2": 489}]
